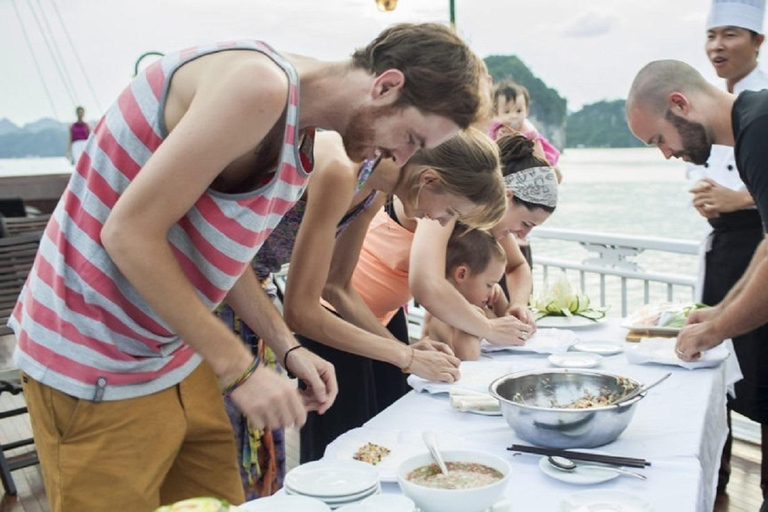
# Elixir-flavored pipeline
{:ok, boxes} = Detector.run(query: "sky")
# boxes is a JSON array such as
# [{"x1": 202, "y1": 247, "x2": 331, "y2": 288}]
[{"x1": 0, "y1": 0, "x2": 751, "y2": 126}]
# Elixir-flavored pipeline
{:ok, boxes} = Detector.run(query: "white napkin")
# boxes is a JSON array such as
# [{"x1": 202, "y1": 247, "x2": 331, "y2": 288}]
[
  {"x1": 625, "y1": 337, "x2": 730, "y2": 370},
  {"x1": 481, "y1": 328, "x2": 578, "y2": 354},
  {"x1": 407, "y1": 360, "x2": 517, "y2": 394}
]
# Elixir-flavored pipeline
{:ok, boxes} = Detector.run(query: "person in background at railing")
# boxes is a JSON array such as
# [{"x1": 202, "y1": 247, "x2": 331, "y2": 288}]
[
  {"x1": 66, "y1": 105, "x2": 90, "y2": 165},
  {"x1": 627, "y1": 57, "x2": 768, "y2": 512},
  {"x1": 685, "y1": 0, "x2": 768, "y2": 501},
  {"x1": 422, "y1": 226, "x2": 508, "y2": 361},
  {"x1": 411, "y1": 134, "x2": 557, "y2": 348}
]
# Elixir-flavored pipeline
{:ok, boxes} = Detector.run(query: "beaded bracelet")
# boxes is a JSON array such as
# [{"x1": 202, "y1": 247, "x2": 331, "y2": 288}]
[
  {"x1": 283, "y1": 345, "x2": 304, "y2": 379},
  {"x1": 222, "y1": 356, "x2": 260, "y2": 397},
  {"x1": 401, "y1": 346, "x2": 415, "y2": 374}
]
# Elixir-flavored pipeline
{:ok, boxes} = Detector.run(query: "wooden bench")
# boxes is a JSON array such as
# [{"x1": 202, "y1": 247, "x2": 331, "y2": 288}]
[
  {"x1": 0, "y1": 232, "x2": 41, "y2": 337},
  {"x1": 2, "y1": 215, "x2": 50, "y2": 238},
  {"x1": 0, "y1": 233, "x2": 41, "y2": 494}
]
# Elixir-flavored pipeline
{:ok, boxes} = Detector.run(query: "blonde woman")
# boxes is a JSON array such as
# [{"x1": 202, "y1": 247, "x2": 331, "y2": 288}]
[{"x1": 284, "y1": 129, "x2": 512, "y2": 462}]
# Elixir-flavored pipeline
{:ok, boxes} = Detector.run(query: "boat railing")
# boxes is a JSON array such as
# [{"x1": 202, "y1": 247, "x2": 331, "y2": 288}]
[{"x1": 528, "y1": 227, "x2": 699, "y2": 317}]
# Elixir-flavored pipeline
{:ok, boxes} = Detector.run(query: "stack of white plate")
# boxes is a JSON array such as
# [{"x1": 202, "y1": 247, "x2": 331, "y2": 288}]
[{"x1": 284, "y1": 460, "x2": 381, "y2": 509}]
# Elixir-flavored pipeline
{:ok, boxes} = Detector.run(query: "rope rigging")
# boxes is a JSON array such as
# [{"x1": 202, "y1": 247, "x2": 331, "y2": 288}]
[
  {"x1": 10, "y1": 0, "x2": 59, "y2": 118},
  {"x1": 34, "y1": 0, "x2": 79, "y2": 106},
  {"x1": 23, "y1": 0, "x2": 77, "y2": 106},
  {"x1": 11, "y1": 0, "x2": 104, "y2": 119},
  {"x1": 47, "y1": 0, "x2": 103, "y2": 112}
]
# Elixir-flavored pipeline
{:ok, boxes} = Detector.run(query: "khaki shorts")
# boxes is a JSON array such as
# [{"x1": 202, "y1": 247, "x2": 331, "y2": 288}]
[{"x1": 22, "y1": 362, "x2": 245, "y2": 512}]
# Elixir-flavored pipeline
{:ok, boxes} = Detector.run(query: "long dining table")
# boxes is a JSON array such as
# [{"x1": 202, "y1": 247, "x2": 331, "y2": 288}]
[{"x1": 321, "y1": 319, "x2": 740, "y2": 512}]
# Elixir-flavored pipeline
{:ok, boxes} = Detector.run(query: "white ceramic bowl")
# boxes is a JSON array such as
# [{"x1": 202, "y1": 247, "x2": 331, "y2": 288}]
[{"x1": 396, "y1": 450, "x2": 510, "y2": 512}]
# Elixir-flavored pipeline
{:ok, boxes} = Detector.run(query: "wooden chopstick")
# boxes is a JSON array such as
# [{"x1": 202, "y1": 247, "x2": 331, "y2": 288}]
[{"x1": 507, "y1": 444, "x2": 651, "y2": 468}]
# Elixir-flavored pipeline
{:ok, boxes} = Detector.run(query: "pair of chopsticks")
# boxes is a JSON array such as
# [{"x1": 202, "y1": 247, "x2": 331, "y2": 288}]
[{"x1": 507, "y1": 444, "x2": 651, "y2": 469}]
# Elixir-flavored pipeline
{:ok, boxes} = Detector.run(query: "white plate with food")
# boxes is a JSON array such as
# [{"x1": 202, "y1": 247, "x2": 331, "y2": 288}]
[
  {"x1": 571, "y1": 342, "x2": 624, "y2": 356},
  {"x1": 539, "y1": 455, "x2": 620, "y2": 486},
  {"x1": 548, "y1": 353, "x2": 603, "y2": 369},
  {"x1": 559, "y1": 490, "x2": 654, "y2": 512},
  {"x1": 324, "y1": 428, "x2": 465, "y2": 483},
  {"x1": 621, "y1": 302, "x2": 708, "y2": 335},
  {"x1": 537, "y1": 316, "x2": 606, "y2": 329}
]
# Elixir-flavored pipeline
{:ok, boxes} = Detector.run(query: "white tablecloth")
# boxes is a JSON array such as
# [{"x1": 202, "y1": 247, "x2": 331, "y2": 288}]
[{"x1": 323, "y1": 320, "x2": 739, "y2": 512}]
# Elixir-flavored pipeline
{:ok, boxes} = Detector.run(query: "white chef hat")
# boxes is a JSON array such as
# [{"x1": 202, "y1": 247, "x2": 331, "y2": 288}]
[{"x1": 707, "y1": 0, "x2": 766, "y2": 34}]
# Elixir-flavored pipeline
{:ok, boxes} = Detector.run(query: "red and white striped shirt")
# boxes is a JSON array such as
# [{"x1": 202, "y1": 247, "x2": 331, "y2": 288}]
[{"x1": 10, "y1": 41, "x2": 313, "y2": 401}]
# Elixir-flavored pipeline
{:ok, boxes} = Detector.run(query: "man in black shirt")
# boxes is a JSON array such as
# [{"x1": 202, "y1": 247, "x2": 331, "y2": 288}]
[
  {"x1": 627, "y1": 60, "x2": 768, "y2": 360},
  {"x1": 628, "y1": 60, "x2": 768, "y2": 512}
]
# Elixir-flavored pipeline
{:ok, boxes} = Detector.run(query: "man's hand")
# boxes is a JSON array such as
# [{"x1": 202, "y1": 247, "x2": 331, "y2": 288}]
[
  {"x1": 230, "y1": 366, "x2": 307, "y2": 430},
  {"x1": 675, "y1": 320, "x2": 726, "y2": 362},
  {"x1": 284, "y1": 348, "x2": 338, "y2": 415},
  {"x1": 690, "y1": 178, "x2": 752, "y2": 218},
  {"x1": 684, "y1": 305, "x2": 721, "y2": 326}
]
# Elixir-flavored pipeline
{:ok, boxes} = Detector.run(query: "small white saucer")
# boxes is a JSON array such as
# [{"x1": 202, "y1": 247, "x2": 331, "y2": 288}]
[
  {"x1": 571, "y1": 342, "x2": 624, "y2": 356},
  {"x1": 548, "y1": 353, "x2": 603, "y2": 369},
  {"x1": 559, "y1": 490, "x2": 654, "y2": 511},
  {"x1": 539, "y1": 456, "x2": 619, "y2": 485}
]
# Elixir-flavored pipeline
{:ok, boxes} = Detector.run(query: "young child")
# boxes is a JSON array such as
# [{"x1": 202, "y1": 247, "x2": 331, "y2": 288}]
[
  {"x1": 423, "y1": 226, "x2": 508, "y2": 361},
  {"x1": 489, "y1": 80, "x2": 562, "y2": 181},
  {"x1": 488, "y1": 80, "x2": 561, "y2": 271}
]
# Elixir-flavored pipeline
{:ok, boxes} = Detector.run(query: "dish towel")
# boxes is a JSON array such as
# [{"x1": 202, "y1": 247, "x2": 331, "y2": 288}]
[
  {"x1": 625, "y1": 337, "x2": 731, "y2": 370},
  {"x1": 481, "y1": 328, "x2": 578, "y2": 354},
  {"x1": 407, "y1": 360, "x2": 519, "y2": 394}
]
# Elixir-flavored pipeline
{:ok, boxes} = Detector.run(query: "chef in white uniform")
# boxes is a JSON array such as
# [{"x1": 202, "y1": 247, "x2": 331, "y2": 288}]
[{"x1": 687, "y1": 0, "x2": 768, "y2": 504}]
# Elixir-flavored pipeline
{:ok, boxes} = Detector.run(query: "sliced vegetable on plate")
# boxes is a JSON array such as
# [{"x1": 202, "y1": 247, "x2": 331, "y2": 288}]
[{"x1": 531, "y1": 272, "x2": 606, "y2": 322}]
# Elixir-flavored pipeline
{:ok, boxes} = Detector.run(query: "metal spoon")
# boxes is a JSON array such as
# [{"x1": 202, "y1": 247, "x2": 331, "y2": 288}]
[
  {"x1": 547, "y1": 456, "x2": 647, "y2": 480},
  {"x1": 422, "y1": 430, "x2": 449, "y2": 475},
  {"x1": 612, "y1": 372, "x2": 672, "y2": 406}
]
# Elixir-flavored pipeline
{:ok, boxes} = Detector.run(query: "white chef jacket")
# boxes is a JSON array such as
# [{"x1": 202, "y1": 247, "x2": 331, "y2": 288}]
[{"x1": 687, "y1": 66, "x2": 768, "y2": 191}]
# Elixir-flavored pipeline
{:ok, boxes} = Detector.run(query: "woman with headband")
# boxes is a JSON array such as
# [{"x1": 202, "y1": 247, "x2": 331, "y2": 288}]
[
  {"x1": 410, "y1": 134, "x2": 557, "y2": 346},
  {"x1": 297, "y1": 133, "x2": 556, "y2": 462}
]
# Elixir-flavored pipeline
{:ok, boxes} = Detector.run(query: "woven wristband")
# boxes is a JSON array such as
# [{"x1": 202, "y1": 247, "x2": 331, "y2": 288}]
[
  {"x1": 283, "y1": 345, "x2": 304, "y2": 379},
  {"x1": 222, "y1": 356, "x2": 260, "y2": 397}
]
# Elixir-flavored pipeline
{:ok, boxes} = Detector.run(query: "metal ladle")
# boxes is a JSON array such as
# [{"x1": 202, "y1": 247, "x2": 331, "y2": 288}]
[
  {"x1": 422, "y1": 430, "x2": 449, "y2": 475},
  {"x1": 547, "y1": 456, "x2": 647, "y2": 480},
  {"x1": 612, "y1": 372, "x2": 672, "y2": 407}
]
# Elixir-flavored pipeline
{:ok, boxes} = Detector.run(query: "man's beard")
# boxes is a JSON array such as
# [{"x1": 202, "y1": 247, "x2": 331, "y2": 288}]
[
  {"x1": 665, "y1": 109, "x2": 712, "y2": 165},
  {"x1": 341, "y1": 104, "x2": 398, "y2": 162}
]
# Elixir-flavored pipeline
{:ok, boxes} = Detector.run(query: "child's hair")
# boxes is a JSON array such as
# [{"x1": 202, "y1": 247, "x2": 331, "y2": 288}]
[
  {"x1": 445, "y1": 224, "x2": 506, "y2": 277},
  {"x1": 401, "y1": 128, "x2": 506, "y2": 230},
  {"x1": 492, "y1": 80, "x2": 530, "y2": 113},
  {"x1": 497, "y1": 134, "x2": 556, "y2": 213}
]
